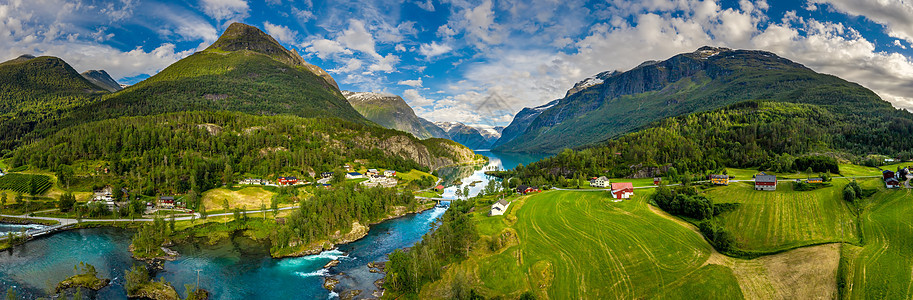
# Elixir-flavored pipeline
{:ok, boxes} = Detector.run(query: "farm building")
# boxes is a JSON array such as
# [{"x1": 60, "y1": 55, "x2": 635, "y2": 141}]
[
  {"x1": 321, "y1": 172, "x2": 334, "y2": 178},
  {"x1": 516, "y1": 185, "x2": 539, "y2": 194},
  {"x1": 343, "y1": 164, "x2": 352, "y2": 171},
  {"x1": 366, "y1": 169, "x2": 379, "y2": 176},
  {"x1": 709, "y1": 175, "x2": 729, "y2": 185},
  {"x1": 434, "y1": 185, "x2": 445, "y2": 191},
  {"x1": 653, "y1": 177, "x2": 661, "y2": 185},
  {"x1": 159, "y1": 196, "x2": 175, "y2": 209},
  {"x1": 384, "y1": 170, "x2": 396, "y2": 177},
  {"x1": 589, "y1": 176, "x2": 611, "y2": 188},
  {"x1": 754, "y1": 173, "x2": 777, "y2": 191},
  {"x1": 240, "y1": 178, "x2": 264, "y2": 185},
  {"x1": 490, "y1": 199, "x2": 510, "y2": 216},
  {"x1": 277, "y1": 177, "x2": 299, "y2": 185},
  {"x1": 883, "y1": 170, "x2": 896, "y2": 180},
  {"x1": 610, "y1": 182, "x2": 634, "y2": 200},
  {"x1": 807, "y1": 178, "x2": 823, "y2": 184},
  {"x1": 885, "y1": 177, "x2": 900, "y2": 189},
  {"x1": 346, "y1": 172, "x2": 365, "y2": 179},
  {"x1": 362, "y1": 176, "x2": 397, "y2": 188}
]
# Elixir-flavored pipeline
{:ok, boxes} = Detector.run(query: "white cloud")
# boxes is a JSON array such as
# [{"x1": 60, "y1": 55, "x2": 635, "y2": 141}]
[
  {"x1": 367, "y1": 53, "x2": 399, "y2": 73},
  {"x1": 303, "y1": 39, "x2": 352, "y2": 59},
  {"x1": 395, "y1": 44, "x2": 406, "y2": 52},
  {"x1": 338, "y1": 19, "x2": 381, "y2": 59},
  {"x1": 403, "y1": 89, "x2": 435, "y2": 107},
  {"x1": 398, "y1": 79, "x2": 423, "y2": 87},
  {"x1": 416, "y1": 0, "x2": 435, "y2": 12},
  {"x1": 419, "y1": 41, "x2": 453, "y2": 58},
  {"x1": 811, "y1": 0, "x2": 913, "y2": 44},
  {"x1": 263, "y1": 22, "x2": 297, "y2": 44},
  {"x1": 895, "y1": 39, "x2": 907, "y2": 49},
  {"x1": 199, "y1": 0, "x2": 249, "y2": 21}
]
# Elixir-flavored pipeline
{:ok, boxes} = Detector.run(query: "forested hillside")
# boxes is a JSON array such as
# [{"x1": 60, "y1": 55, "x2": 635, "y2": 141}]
[
  {"x1": 343, "y1": 91, "x2": 447, "y2": 139},
  {"x1": 497, "y1": 47, "x2": 913, "y2": 154},
  {"x1": 0, "y1": 55, "x2": 109, "y2": 151},
  {"x1": 503, "y1": 101, "x2": 913, "y2": 187},
  {"x1": 8, "y1": 111, "x2": 475, "y2": 208}
]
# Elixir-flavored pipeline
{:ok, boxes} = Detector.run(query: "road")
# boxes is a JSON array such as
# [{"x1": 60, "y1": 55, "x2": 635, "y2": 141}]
[
  {"x1": 552, "y1": 176, "x2": 881, "y2": 191},
  {"x1": 0, "y1": 206, "x2": 300, "y2": 226}
]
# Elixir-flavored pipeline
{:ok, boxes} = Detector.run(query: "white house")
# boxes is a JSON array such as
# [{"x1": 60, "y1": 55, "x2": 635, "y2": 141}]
[
  {"x1": 490, "y1": 199, "x2": 510, "y2": 216},
  {"x1": 366, "y1": 169, "x2": 379, "y2": 176},
  {"x1": 346, "y1": 172, "x2": 365, "y2": 179},
  {"x1": 590, "y1": 176, "x2": 611, "y2": 188},
  {"x1": 384, "y1": 170, "x2": 396, "y2": 177}
]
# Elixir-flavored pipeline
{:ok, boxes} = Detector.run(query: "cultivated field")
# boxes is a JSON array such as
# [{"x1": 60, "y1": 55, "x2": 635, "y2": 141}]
[
  {"x1": 202, "y1": 186, "x2": 277, "y2": 210},
  {"x1": 0, "y1": 173, "x2": 52, "y2": 195},
  {"x1": 487, "y1": 191, "x2": 716, "y2": 299},
  {"x1": 841, "y1": 181, "x2": 913, "y2": 299},
  {"x1": 706, "y1": 179, "x2": 861, "y2": 253}
]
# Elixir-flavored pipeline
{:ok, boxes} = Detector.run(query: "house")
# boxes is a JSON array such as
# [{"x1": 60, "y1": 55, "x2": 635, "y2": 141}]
[
  {"x1": 589, "y1": 176, "x2": 611, "y2": 188},
  {"x1": 240, "y1": 178, "x2": 263, "y2": 185},
  {"x1": 516, "y1": 185, "x2": 539, "y2": 194},
  {"x1": 362, "y1": 177, "x2": 397, "y2": 188},
  {"x1": 489, "y1": 199, "x2": 510, "y2": 216},
  {"x1": 384, "y1": 170, "x2": 396, "y2": 177},
  {"x1": 885, "y1": 177, "x2": 900, "y2": 189},
  {"x1": 610, "y1": 182, "x2": 634, "y2": 200},
  {"x1": 883, "y1": 170, "x2": 896, "y2": 180},
  {"x1": 754, "y1": 173, "x2": 777, "y2": 191},
  {"x1": 653, "y1": 177, "x2": 661, "y2": 185},
  {"x1": 366, "y1": 169, "x2": 379, "y2": 176},
  {"x1": 710, "y1": 175, "x2": 729, "y2": 185},
  {"x1": 159, "y1": 196, "x2": 175, "y2": 209},
  {"x1": 346, "y1": 172, "x2": 365, "y2": 179},
  {"x1": 321, "y1": 172, "x2": 334, "y2": 178},
  {"x1": 807, "y1": 178, "x2": 823, "y2": 184},
  {"x1": 277, "y1": 176, "x2": 299, "y2": 185},
  {"x1": 434, "y1": 185, "x2": 445, "y2": 192},
  {"x1": 343, "y1": 164, "x2": 352, "y2": 171}
]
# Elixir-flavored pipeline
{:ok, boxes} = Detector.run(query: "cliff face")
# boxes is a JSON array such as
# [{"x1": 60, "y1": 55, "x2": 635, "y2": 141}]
[{"x1": 355, "y1": 134, "x2": 477, "y2": 170}]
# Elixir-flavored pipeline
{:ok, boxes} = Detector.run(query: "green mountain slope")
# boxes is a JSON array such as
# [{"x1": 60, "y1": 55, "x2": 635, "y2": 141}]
[
  {"x1": 0, "y1": 54, "x2": 108, "y2": 150},
  {"x1": 9, "y1": 111, "x2": 476, "y2": 195},
  {"x1": 342, "y1": 91, "x2": 447, "y2": 139},
  {"x1": 496, "y1": 46, "x2": 906, "y2": 154},
  {"x1": 435, "y1": 122, "x2": 491, "y2": 149},
  {"x1": 60, "y1": 22, "x2": 363, "y2": 126},
  {"x1": 505, "y1": 100, "x2": 913, "y2": 187}
]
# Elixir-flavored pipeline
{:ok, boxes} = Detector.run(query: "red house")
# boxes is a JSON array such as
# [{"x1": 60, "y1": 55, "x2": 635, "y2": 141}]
[
  {"x1": 653, "y1": 177, "x2": 661, "y2": 185},
  {"x1": 516, "y1": 185, "x2": 539, "y2": 194},
  {"x1": 278, "y1": 176, "x2": 299, "y2": 185},
  {"x1": 610, "y1": 182, "x2": 634, "y2": 199},
  {"x1": 434, "y1": 185, "x2": 445, "y2": 192}
]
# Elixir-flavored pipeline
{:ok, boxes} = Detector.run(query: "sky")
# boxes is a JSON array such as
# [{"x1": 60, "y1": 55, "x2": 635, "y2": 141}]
[{"x1": 3, "y1": 0, "x2": 913, "y2": 129}]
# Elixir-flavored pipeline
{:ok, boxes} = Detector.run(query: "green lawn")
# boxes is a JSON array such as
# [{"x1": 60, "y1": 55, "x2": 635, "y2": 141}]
[
  {"x1": 202, "y1": 186, "x2": 276, "y2": 210},
  {"x1": 656, "y1": 264, "x2": 744, "y2": 299},
  {"x1": 841, "y1": 181, "x2": 913, "y2": 299},
  {"x1": 478, "y1": 190, "x2": 720, "y2": 299},
  {"x1": 706, "y1": 179, "x2": 861, "y2": 253}
]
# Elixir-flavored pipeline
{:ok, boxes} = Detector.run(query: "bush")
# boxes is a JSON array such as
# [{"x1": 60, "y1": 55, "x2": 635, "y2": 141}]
[{"x1": 698, "y1": 221, "x2": 734, "y2": 252}]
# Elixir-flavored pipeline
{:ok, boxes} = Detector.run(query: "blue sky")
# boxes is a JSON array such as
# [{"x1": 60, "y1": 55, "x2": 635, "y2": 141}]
[{"x1": 3, "y1": 0, "x2": 913, "y2": 128}]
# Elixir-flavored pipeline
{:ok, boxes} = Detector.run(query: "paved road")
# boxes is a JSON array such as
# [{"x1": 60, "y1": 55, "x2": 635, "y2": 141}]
[
  {"x1": 552, "y1": 176, "x2": 882, "y2": 191},
  {"x1": 0, "y1": 206, "x2": 300, "y2": 225}
]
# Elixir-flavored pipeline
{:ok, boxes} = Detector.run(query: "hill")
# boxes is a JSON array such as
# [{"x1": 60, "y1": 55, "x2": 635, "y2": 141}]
[
  {"x1": 80, "y1": 70, "x2": 122, "y2": 92},
  {"x1": 342, "y1": 91, "x2": 446, "y2": 139},
  {"x1": 52, "y1": 23, "x2": 364, "y2": 129},
  {"x1": 8, "y1": 111, "x2": 476, "y2": 200},
  {"x1": 0, "y1": 54, "x2": 109, "y2": 150},
  {"x1": 435, "y1": 122, "x2": 491, "y2": 150},
  {"x1": 495, "y1": 46, "x2": 913, "y2": 154}
]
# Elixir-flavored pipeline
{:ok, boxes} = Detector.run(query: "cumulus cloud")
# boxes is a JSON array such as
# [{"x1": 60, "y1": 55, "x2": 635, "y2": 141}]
[
  {"x1": 419, "y1": 41, "x2": 453, "y2": 58},
  {"x1": 810, "y1": 0, "x2": 913, "y2": 44},
  {"x1": 303, "y1": 39, "x2": 353, "y2": 59},
  {"x1": 398, "y1": 78, "x2": 423, "y2": 87},
  {"x1": 403, "y1": 89, "x2": 436, "y2": 107},
  {"x1": 263, "y1": 22, "x2": 297, "y2": 44},
  {"x1": 199, "y1": 0, "x2": 249, "y2": 22}
]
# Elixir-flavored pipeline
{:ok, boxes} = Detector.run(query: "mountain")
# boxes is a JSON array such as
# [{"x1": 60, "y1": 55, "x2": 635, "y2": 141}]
[
  {"x1": 435, "y1": 122, "x2": 491, "y2": 150},
  {"x1": 80, "y1": 70, "x2": 122, "y2": 92},
  {"x1": 478, "y1": 126, "x2": 504, "y2": 145},
  {"x1": 0, "y1": 54, "x2": 108, "y2": 149},
  {"x1": 495, "y1": 46, "x2": 909, "y2": 153},
  {"x1": 491, "y1": 99, "x2": 558, "y2": 148},
  {"x1": 342, "y1": 91, "x2": 447, "y2": 139},
  {"x1": 61, "y1": 22, "x2": 363, "y2": 126}
]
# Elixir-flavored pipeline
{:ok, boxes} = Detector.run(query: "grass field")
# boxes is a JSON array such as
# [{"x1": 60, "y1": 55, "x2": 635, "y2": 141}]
[
  {"x1": 478, "y1": 191, "x2": 717, "y2": 299},
  {"x1": 840, "y1": 181, "x2": 913, "y2": 299},
  {"x1": 202, "y1": 186, "x2": 276, "y2": 210},
  {"x1": 706, "y1": 179, "x2": 861, "y2": 253}
]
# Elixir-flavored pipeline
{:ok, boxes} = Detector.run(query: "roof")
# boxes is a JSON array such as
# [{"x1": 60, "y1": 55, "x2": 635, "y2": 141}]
[
  {"x1": 435, "y1": 185, "x2": 445, "y2": 189},
  {"x1": 517, "y1": 185, "x2": 530, "y2": 190},
  {"x1": 710, "y1": 174, "x2": 729, "y2": 179},
  {"x1": 611, "y1": 182, "x2": 634, "y2": 190},
  {"x1": 159, "y1": 196, "x2": 175, "y2": 200},
  {"x1": 596, "y1": 176, "x2": 609, "y2": 181},
  {"x1": 808, "y1": 178, "x2": 823, "y2": 181},
  {"x1": 348, "y1": 172, "x2": 362, "y2": 176},
  {"x1": 286, "y1": 176, "x2": 297, "y2": 180},
  {"x1": 368, "y1": 169, "x2": 378, "y2": 172},
  {"x1": 497, "y1": 199, "x2": 509, "y2": 206},
  {"x1": 756, "y1": 174, "x2": 777, "y2": 182},
  {"x1": 886, "y1": 177, "x2": 900, "y2": 182}
]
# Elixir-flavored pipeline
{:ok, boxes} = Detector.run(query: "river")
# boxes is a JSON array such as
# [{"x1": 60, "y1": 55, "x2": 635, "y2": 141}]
[{"x1": 0, "y1": 151, "x2": 548, "y2": 299}]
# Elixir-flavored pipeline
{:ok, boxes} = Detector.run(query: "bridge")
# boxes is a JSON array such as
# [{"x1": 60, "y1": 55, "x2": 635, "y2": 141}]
[
  {"x1": 0, "y1": 223, "x2": 75, "y2": 242},
  {"x1": 415, "y1": 196, "x2": 462, "y2": 203}
]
